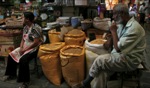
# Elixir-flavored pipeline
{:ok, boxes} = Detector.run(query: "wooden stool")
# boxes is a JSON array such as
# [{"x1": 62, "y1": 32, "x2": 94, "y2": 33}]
[
  {"x1": 107, "y1": 63, "x2": 146, "y2": 88},
  {"x1": 30, "y1": 49, "x2": 42, "y2": 79},
  {"x1": 33, "y1": 57, "x2": 41, "y2": 78},
  {"x1": 120, "y1": 63, "x2": 146, "y2": 88}
]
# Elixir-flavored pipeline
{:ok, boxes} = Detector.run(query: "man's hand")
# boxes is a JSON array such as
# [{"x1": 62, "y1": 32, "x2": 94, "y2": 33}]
[
  {"x1": 110, "y1": 22, "x2": 118, "y2": 34},
  {"x1": 103, "y1": 34, "x2": 113, "y2": 51}
]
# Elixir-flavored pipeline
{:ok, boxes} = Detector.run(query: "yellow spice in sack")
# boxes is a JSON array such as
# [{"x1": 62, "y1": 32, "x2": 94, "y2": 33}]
[
  {"x1": 41, "y1": 43, "x2": 63, "y2": 50},
  {"x1": 90, "y1": 39, "x2": 106, "y2": 44},
  {"x1": 63, "y1": 48, "x2": 82, "y2": 54},
  {"x1": 67, "y1": 29, "x2": 82, "y2": 35}
]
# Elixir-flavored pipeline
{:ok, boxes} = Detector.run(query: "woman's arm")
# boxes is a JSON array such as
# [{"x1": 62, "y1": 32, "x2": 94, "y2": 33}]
[
  {"x1": 20, "y1": 38, "x2": 41, "y2": 55},
  {"x1": 20, "y1": 38, "x2": 24, "y2": 49}
]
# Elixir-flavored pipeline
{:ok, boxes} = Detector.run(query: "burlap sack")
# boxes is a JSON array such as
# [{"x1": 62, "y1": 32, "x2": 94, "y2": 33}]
[
  {"x1": 93, "y1": 17, "x2": 111, "y2": 31},
  {"x1": 85, "y1": 39, "x2": 108, "y2": 55},
  {"x1": 64, "y1": 29, "x2": 86, "y2": 46},
  {"x1": 60, "y1": 45, "x2": 85, "y2": 87},
  {"x1": 85, "y1": 39, "x2": 109, "y2": 88},
  {"x1": 48, "y1": 30, "x2": 61, "y2": 43},
  {"x1": 40, "y1": 54, "x2": 62, "y2": 86},
  {"x1": 38, "y1": 42, "x2": 65, "y2": 57},
  {"x1": 38, "y1": 42, "x2": 65, "y2": 86}
]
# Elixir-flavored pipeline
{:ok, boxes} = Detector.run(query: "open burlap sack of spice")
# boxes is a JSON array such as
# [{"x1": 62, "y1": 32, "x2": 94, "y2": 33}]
[
  {"x1": 38, "y1": 42, "x2": 65, "y2": 57},
  {"x1": 38, "y1": 42, "x2": 65, "y2": 86},
  {"x1": 60, "y1": 45, "x2": 85, "y2": 87},
  {"x1": 48, "y1": 29, "x2": 61, "y2": 43},
  {"x1": 64, "y1": 29, "x2": 86, "y2": 46},
  {"x1": 40, "y1": 54, "x2": 62, "y2": 86},
  {"x1": 85, "y1": 38, "x2": 108, "y2": 55},
  {"x1": 84, "y1": 38, "x2": 109, "y2": 88}
]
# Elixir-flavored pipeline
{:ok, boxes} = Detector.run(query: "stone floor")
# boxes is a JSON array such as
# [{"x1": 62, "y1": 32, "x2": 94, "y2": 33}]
[
  {"x1": 0, "y1": 23, "x2": 150, "y2": 88},
  {"x1": 0, "y1": 58, "x2": 70, "y2": 88}
]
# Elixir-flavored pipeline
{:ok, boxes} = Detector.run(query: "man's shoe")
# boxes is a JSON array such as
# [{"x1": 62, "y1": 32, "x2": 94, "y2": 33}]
[
  {"x1": 2, "y1": 75, "x2": 16, "y2": 82},
  {"x1": 72, "y1": 82, "x2": 91, "y2": 88},
  {"x1": 19, "y1": 82, "x2": 30, "y2": 88},
  {"x1": 72, "y1": 82, "x2": 84, "y2": 88}
]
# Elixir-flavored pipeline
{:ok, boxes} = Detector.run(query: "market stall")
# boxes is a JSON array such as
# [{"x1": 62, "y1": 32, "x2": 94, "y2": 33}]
[{"x1": 0, "y1": 0, "x2": 122, "y2": 87}]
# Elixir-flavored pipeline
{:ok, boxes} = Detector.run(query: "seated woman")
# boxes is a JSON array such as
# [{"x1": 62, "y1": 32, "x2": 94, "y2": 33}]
[{"x1": 3, "y1": 12, "x2": 43, "y2": 88}]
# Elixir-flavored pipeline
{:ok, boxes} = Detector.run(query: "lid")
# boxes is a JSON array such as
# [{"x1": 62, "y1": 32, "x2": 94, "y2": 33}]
[
  {"x1": 40, "y1": 13, "x2": 48, "y2": 21},
  {"x1": 47, "y1": 22, "x2": 58, "y2": 26},
  {"x1": 58, "y1": 17, "x2": 70, "y2": 20}
]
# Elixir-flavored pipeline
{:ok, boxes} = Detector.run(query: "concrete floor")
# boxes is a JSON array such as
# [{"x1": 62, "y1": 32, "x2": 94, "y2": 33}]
[{"x1": 0, "y1": 23, "x2": 150, "y2": 88}]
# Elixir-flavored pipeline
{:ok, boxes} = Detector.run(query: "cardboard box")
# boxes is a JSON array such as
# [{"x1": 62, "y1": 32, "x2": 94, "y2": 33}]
[{"x1": 0, "y1": 41, "x2": 21, "y2": 57}]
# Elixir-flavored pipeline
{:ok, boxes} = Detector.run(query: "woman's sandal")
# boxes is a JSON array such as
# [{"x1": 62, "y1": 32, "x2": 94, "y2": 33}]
[
  {"x1": 2, "y1": 75, "x2": 16, "y2": 82},
  {"x1": 19, "y1": 82, "x2": 30, "y2": 88}
]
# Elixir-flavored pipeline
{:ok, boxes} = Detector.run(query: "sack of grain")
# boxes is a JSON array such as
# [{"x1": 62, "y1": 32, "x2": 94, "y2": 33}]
[
  {"x1": 60, "y1": 45, "x2": 85, "y2": 87},
  {"x1": 40, "y1": 54, "x2": 62, "y2": 86},
  {"x1": 64, "y1": 29, "x2": 86, "y2": 46},
  {"x1": 85, "y1": 39, "x2": 109, "y2": 88},
  {"x1": 85, "y1": 39, "x2": 108, "y2": 55},
  {"x1": 93, "y1": 17, "x2": 111, "y2": 31},
  {"x1": 39, "y1": 42, "x2": 65, "y2": 86},
  {"x1": 38, "y1": 42, "x2": 65, "y2": 57},
  {"x1": 48, "y1": 29, "x2": 61, "y2": 43}
]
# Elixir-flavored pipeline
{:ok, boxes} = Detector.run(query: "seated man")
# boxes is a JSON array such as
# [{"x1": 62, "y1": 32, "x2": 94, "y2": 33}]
[{"x1": 73, "y1": 3, "x2": 146, "y2": 88}]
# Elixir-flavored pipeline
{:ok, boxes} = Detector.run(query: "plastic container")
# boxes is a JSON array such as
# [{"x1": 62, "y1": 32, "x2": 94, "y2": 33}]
[{"x1": 71, "y1": 17, "x2": 83, "y2": 28}]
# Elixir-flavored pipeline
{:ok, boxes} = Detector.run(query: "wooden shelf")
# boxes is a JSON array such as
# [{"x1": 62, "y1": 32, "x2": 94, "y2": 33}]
[{"x1": 0, "y1": 3, "x2": 13, "y2": 6}]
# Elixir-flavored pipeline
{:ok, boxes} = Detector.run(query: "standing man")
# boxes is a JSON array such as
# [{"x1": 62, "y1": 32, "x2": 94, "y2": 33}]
[
  {"x1": 139, "y1": 2, "x2": 146, "y2": 25},
  {"x1": 73, "y1": 3, "x2": 146, "y2": 88}
]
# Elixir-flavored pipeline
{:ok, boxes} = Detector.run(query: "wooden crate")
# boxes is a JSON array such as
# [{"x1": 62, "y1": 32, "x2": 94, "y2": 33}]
[
  {"x1": 0, "y1": 36, "x2": 22, "y2": 56},
  {"x1": 0, "y1": 42, "x2": 15, "y2": 57},
  {"x1": 0, "y1": 35, "x2": 22, "y2": 42}
]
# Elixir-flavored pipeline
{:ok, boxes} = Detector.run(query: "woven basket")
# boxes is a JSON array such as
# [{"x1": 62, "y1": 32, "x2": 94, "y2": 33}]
[
  {"x1": 60, "y1": 45, "x2": 85, "y2": 87},
  {"x1": 64, "y1": 29, "x2": 86, "y2": 46}
]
